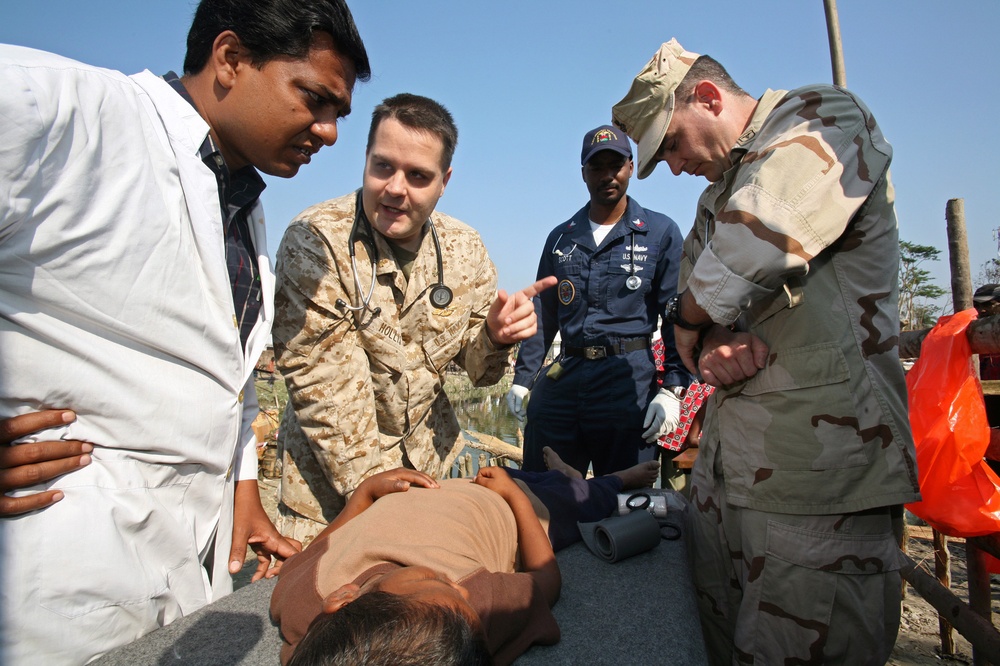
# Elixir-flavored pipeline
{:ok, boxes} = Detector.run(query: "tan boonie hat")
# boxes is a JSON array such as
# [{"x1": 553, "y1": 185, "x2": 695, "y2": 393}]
[{"x1": 612, "y1": 38, "x2": 700, "y2": 180}]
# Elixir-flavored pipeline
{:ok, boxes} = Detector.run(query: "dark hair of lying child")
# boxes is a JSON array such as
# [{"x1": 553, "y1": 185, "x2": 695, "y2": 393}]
[{"x1": 287, "y1": 590, "x2": 491, "y2": 666}]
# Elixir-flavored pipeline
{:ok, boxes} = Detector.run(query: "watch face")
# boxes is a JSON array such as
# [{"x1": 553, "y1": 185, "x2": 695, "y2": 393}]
[{"x1": 665, "y1": 295, "x2": 680, "y2": 323}]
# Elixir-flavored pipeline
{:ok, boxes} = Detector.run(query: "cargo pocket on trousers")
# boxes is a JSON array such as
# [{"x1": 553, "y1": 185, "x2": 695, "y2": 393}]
[{"x1": 743, "y1": 518, "x2": 902, "y2": 663}]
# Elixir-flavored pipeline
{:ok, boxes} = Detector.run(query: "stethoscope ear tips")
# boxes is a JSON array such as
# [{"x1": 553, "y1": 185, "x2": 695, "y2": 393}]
[{"x1": 335, "y1": 299, "x2": 347, "y2": 309}]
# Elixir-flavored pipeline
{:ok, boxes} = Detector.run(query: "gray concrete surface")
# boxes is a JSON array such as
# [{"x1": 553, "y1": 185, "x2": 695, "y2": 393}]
[{"x1": 95, "y1": 537, "x2": 707, "y2": 665}]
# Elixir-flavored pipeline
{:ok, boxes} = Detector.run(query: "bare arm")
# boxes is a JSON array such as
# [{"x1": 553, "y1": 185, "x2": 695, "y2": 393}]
[{"x1": 474, "y1": 467, "x2": 560, "y2": 607}]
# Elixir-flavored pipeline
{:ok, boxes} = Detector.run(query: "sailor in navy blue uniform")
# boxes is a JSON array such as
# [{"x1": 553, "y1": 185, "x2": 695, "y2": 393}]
[{"x1": 507, "y1": 125, "x2": 690, "y2": 476}]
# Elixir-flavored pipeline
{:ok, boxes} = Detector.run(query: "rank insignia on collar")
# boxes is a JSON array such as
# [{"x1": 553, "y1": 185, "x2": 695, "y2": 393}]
[
  {"x1": 567, "y1": 220, "x2": 576, "y2": 229},
  {"x1": 558, "y1": 279, "x2": 576, "y2": 306},
  {"x1": 633, "y1": 219, "x2": 645, "y2": 229}
]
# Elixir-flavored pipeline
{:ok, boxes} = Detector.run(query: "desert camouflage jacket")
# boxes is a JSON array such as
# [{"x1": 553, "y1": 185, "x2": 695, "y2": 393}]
[
  {"x1": 273, "y1": 192, "x2": 509, "y2": 522},
  {"x1": 681, "y1": 85, "x2": 920, "y2": 514}
]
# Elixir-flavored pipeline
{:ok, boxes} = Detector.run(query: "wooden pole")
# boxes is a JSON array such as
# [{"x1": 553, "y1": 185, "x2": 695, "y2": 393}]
[
  {"x1": 966, "y1": 541, "x2": 993, "y2": 666},
  {"x1": 901, "y1": 553, "x2": 1000, "y2": 663},
  {"x1": 924, "y1": 197, "x2": 975, "y2": 657},
  {"x1": 900, "y1": 313, "x2": 1000, "y2": 359},
  {"x1": 945, "y1": 196, "x2": 995, "y2": 665},
  {"x1": 934, "y1": 531, "x2": 956, "y2": 654},
  {"x1": 823, "y1": 0, "x2": 848, "y2": 87},
  {"x1": 948, "y1": 199, "x2": 973, "y2": 312}
]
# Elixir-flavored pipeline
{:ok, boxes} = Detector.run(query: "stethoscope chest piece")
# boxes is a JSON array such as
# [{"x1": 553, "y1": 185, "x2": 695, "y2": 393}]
[
  {"x1": 429, "y1": 284, "x2": 453, "y2": 309},
  {"x1": 626, "y1": 275, "x2": 642, "y2": 291}
]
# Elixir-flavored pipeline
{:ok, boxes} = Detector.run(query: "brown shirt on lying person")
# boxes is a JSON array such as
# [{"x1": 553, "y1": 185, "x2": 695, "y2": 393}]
[{"x1": 270, "y1": 478, "x2": 559, "y2": 665}]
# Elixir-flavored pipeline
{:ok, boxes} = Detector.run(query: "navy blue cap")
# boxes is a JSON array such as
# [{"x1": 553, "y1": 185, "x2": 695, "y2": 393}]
[{"x1": 581, "y1": 125, "x2": 633, "y2": 165}]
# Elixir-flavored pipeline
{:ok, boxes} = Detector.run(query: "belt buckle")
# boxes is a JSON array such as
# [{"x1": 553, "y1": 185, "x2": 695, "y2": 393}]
[{"x1": 583, "y1": 346, "x2": 607, "y2": 360}]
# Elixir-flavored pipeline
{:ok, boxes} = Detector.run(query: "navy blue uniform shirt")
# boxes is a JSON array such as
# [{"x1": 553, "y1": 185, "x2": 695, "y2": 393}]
[{"x1": 513, "y1": 196, "x2": 689, "y2": 393}]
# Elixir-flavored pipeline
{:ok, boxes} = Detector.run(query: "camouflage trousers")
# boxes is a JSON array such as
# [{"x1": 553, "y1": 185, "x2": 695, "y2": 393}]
[
  {"x1": 660, "y1": 449, "x2": 689, "y2": 497},
  {"x1": 277, "y1": 502, "x2": 329, "y2": 550},
  {"x1": 688, "y1": 456, "x2": 904, "y2": 665}
]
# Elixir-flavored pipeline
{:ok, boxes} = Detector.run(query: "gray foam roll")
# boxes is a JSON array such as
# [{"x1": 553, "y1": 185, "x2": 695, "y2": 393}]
[{"x1": 578, "y1": 509, "x2": 660, "y2": 563}]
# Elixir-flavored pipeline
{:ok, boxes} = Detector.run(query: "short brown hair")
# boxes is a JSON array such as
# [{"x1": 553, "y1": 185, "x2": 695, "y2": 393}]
[
  {"x1": 367, "y1": 94, "x2": 459, "y2": 171},
  {"x1": 674, "y1": 55, "x2": 748, "y2": 103}
]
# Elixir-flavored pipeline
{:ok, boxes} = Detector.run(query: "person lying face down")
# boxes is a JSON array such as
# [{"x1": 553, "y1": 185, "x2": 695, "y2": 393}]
[{"x1": 270, "y1": 450, "x2": 660, "y2": 666}]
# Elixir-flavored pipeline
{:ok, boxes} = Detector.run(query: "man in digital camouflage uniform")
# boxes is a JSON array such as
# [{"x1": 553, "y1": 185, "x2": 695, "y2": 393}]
[
  {"x1": 272, "y1": 93, "x2": 554, "y2": 546},
  {"x1": 612, "y1": 39, "x2": 921, "y2": 664}
]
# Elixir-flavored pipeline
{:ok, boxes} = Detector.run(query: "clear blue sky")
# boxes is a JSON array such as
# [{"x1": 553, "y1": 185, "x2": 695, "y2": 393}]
[{"x1": 4, "y1": 1, "x2": 997, "y2": 310}]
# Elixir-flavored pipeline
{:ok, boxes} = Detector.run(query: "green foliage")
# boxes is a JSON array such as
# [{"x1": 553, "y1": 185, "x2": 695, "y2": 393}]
[{"x1": 898, "y1": 240, "x2": 947, "y2": 330}]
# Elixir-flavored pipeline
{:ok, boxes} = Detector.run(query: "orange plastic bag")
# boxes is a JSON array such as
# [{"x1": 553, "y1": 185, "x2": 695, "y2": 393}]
[{"x1": 905, "y1": 308, "x2": 1000, "y2": 537}]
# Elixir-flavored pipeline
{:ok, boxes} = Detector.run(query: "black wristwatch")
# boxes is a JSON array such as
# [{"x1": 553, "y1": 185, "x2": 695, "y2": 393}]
[{"x1": 665, "y1": 293, "x2": 705, "y2": 331}]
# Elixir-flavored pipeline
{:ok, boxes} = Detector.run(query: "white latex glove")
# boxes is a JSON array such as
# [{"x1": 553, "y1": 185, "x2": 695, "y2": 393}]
[
  {"x1": 641, "y1": 388, "x2": 682, "y2": 443},
  {"x1": 506, "y1": 385, "x2": 530, "y2": 421}
]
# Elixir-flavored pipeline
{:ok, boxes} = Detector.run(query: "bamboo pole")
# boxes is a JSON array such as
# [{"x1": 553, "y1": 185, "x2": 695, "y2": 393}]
[{"x1": 822, "y1": 0, "x2": 847, "y2": 87}]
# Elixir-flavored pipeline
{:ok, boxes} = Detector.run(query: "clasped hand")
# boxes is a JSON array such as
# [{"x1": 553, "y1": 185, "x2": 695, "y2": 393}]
[{"x1": 697, "y1": 326, "x2": 769, "y2": 388}]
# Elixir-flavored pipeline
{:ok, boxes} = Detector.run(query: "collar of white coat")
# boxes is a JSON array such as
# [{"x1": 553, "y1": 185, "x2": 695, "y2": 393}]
[{"x1": 130, "y1": 70, "x2": 212, "y2": 161}]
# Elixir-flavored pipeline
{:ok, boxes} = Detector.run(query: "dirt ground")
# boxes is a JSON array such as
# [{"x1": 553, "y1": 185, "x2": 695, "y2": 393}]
[{"x1": 243, "y1": 478, "x2": 997, "y2": 664}]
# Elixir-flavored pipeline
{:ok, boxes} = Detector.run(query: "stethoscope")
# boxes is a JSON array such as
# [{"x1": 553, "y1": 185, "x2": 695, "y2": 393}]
[
  {"x1": 335, "y1": 191, "x2": 453, "y2": 319},
  {"x1": 551, "y1": 227, "x2": 642, "y2": 291}
]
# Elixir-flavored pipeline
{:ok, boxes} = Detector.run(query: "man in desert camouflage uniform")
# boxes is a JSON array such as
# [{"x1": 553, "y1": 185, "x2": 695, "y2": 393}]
[
  {"x1": 272, "y1": 93, "x2": 554, "y2": 545},
  {"x1": 613, "y1": 40, "x2": 920, "y2": 664}
]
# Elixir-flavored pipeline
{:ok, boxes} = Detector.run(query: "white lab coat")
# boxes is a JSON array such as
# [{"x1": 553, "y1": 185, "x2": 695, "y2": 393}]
[{"x1": 0, "y1": 45, "x2": 273, "y2": 664}]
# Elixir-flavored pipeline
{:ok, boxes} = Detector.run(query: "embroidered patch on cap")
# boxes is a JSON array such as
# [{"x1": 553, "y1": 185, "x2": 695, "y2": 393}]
[
  {"x1": 591, "y1": 128, "x2": 619, "y2": 145},
  {"x1": 558, "y1": 279, "x2": 576, "y2": 306}
]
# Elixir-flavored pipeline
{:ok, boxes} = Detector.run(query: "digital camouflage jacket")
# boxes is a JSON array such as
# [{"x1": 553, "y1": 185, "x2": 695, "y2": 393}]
[{"x1": 273, "y1": 192, "x2": 509, "y2": 522}]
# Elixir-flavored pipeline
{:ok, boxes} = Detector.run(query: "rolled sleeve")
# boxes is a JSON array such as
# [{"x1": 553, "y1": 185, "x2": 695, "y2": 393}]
[
  {"x1": 687, "y1": 243, "x2": 775, "y2": 326},
  {"x1": 687, "y1": 86, "x2": 891, "y2": 326}
]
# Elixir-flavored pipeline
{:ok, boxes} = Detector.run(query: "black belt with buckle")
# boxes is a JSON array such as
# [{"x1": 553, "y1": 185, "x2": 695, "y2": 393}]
[{"x1": 563, "y1": 336, "x2": 651, "y2": 360}]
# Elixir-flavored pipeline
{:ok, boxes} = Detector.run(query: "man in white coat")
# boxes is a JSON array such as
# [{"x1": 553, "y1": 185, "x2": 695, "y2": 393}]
[{"x1": 0, "y1": 0, "x2": 371, "y2": 663}]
